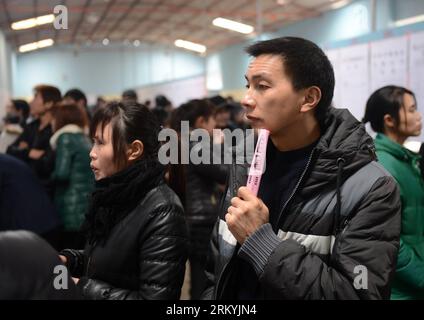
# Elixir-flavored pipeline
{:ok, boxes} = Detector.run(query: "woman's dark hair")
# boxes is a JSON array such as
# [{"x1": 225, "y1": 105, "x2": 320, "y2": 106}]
[
  {"x1": 64, "y1": 88, "x2": 87, "y2": 107},
  {"x1": 51, "y1": 103, "x2": 87, "y2": 131},
  {"x1": 12, "y1": 99, "x2": 30, "y2": 120},
  {"x1": 363, "y1": 85, "x2": 416, "y2": 133},
  {"x1": 167, "y1": 99, "x2": 216, "y2": 207},
  {"x1": 168, "y1": 99, "x2": 217, "y2": 208},
  {"x1": 90, "y1": 101, "x2": 161, "y2": 171},
  {"x1": 172, "y1": 99, "x2": 216, "y2": 131},
  {"x1": 155, "y1": 94, "x2": 171, "y2": 108}
]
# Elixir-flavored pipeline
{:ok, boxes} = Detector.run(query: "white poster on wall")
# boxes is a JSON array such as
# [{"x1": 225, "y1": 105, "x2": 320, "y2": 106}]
[
  {"x1": 370, "y1": 36, "x2": 408, "y2": 92},
  {"x1": 409, "y1": 31, "x2": 424, "y2": 141},
  {"x1": 339, "y1": 43, "x2": 370, "y2": 121},
  {"x1": 325, "y1": 49, "x2": 342, "y2": 109}
]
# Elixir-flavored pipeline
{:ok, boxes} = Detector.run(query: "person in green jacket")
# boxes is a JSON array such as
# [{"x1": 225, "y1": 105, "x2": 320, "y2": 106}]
[
  {"x1": 50, "y1": 103, "x2": 94, "y2": 250},
  {"x1": 363, "y1": 85, "x2": 424, "y2": 299}
]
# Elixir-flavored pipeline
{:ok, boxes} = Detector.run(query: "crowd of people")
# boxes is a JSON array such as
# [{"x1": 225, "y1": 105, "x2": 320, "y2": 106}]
[{"x1": 0, "y1": 36, "x2": 423, "y2": 300}]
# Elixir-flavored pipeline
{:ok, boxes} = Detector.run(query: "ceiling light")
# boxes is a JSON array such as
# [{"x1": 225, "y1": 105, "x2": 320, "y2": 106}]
[
  {"x1": 19, "y1": 39, "x2": 54, "y2": 53},
  {"x1": 133, "y1": 40, "x2": 140, "y2": 47},
  {"x1": 174, "y1": 39, "x2": 206, "y2": 53},
  {"x1": 37, "y1": 39, "x2": 54, "y2": 48},
  {"x1": 102, "y1": 38, "x2": 109, "y2": 45},
  {"x1": 394, "y1": 14, "x2": 424, "y2": 27},
  {"x1": 11, "y1": 14, "x2": 55, "y2": 30},
  {"x1": 86, "y1": 14, "x2": 100, "y2": 24},
  {"x1": 212, "y1": 17, "x2": 254, "y2": 34},
  {"x1": 329, "y1": 0, "x2": 351, "y2": 10}
]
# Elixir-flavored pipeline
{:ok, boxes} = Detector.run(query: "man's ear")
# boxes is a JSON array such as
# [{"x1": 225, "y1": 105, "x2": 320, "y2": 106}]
[
  {"x1": 127, "y1": 140, "x2": 144, "y2": 161},
  {"x1": 300, "y1": 86, "x2": 322, "y2": 113},
  {"x1": 383, "y1": 114, "x2": 397, "y2": 130}
]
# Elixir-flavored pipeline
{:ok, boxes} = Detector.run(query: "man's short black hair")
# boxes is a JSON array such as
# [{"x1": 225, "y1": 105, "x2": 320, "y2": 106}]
[
  {"x1": 122, "y1": 89, "x2": 138, "y2": 101},
  {"x1": 12, "y1": 99, "x2": 30, "y2": 119},
  {"x1": 64, "y1": 88, "x2": 87, "y2": 107},
  {"x1": 245, "y1": 37, "x2": 335, "y2": 127}
]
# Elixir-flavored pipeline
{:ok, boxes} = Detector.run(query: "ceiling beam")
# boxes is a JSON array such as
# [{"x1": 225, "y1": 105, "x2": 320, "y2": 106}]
[
  {"x1": 149, "y1": 0, "x2": 222, "y2": 43},
  {"x1": 123, "y1": 0, "x2": 167, "y2": 38},
  {"x1": 1, "y1": 0, "x2": 18, "y2": 47},
  {"x1": 104, "y1": 0, "x2": 140, "y2": 39},
  {"x1": 133, "y1": 0, "x2": 197, "y2": 41},
  {"x1": 88, "y1": 0, "x2": 117, "y2": 40},
  {"x1": 34, "y1": 0, "x2": 39, "y2": 42},
  {"x1": 182, "y1": 0, "x2": 251, "y2": 46},
  {"x1": 72, "y1": 0, "x2": 92, "y2": 43}
]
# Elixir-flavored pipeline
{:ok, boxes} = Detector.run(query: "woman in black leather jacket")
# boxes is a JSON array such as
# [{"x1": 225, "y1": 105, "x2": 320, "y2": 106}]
[{"x1": 60, "y1": 102, "x2": 188, "y2": 300}]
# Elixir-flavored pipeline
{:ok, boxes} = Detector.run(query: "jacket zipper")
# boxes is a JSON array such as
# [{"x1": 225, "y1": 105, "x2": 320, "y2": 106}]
[
  {"x1": 275, "y1": 149, "x2": 316, "y2": 228},
  {"x1": 215, "y1": 148, "x2": 316, "y2": 298}
]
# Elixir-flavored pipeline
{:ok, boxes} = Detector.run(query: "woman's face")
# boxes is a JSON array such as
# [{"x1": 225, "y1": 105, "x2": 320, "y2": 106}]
[
  {"x1": 397, "y1": 93, "x2": 422, "y2": 138},
  {"x1": 89, "y1": 122, "x2": 120, "y2": 180}
]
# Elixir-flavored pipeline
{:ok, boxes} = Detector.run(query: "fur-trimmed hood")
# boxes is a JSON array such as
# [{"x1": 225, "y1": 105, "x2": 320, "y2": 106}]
[{"x1": 49, "y1": 124, "x2": 84, "y2": 150}]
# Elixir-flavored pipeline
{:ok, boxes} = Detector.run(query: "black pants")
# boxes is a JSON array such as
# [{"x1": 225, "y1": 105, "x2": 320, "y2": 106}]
[{"x1": 189, "y1": 254, "x2": 207, "y2": 300}]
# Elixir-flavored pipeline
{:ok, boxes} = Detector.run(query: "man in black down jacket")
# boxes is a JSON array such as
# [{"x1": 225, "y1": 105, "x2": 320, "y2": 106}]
[{"x1": 202, "y1": 37, "x2": 401, "y2": 300}]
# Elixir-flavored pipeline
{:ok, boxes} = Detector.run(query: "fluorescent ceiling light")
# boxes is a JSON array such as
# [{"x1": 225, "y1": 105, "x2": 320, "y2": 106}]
[
  {"x1": 212, "y1": 17, "x2": 254, "y2": 34},
  {"x1": 174, "y1": 39, "x2": 206, "y2": 53},
  {"x1": 329, "y1": 0, "x2": 350, "y2": 10},
  {"x1": 37, "y1": 39, "x2": 54, "y2": 48},
  {"x1": 11, "y1": 14, "x2": 55, "y2": 30},
  {"x1": 19, "y1": 39, "x2": 54, "y2": 53},
  {"x1": 394, "y1": 14, "x2": 424, "y2": 27}
]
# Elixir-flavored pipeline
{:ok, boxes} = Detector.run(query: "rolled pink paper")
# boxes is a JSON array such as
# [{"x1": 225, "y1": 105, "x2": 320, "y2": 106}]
[{"x1": 246, "y1": 129, "x2": 270, "y2": 196}]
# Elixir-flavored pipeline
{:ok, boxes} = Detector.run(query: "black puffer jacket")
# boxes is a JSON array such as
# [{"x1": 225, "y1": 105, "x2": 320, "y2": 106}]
[
  {"x1": 61, "y1": 159, "x2": 188, "y2": 300},
  {"x1": 203, "y1": 108, "x2": 401, "y2": 300}
]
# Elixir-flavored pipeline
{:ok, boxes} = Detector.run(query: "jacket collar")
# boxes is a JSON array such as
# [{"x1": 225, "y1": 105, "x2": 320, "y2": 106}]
[
  {"x1": 49, "y1": 124, "x2": 84, "y2": 150},
  {"x1": 298, "y1": 107, "x2": 375, "y2": 197},
  {"x1": 374, "y1": 133, "x2": 420, "y2": 162}
]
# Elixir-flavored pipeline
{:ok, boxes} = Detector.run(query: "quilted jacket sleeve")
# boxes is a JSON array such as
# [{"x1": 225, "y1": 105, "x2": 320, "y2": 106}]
[{"x1": 255, "y1": 176, "x2": 401, "y2": 299}]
